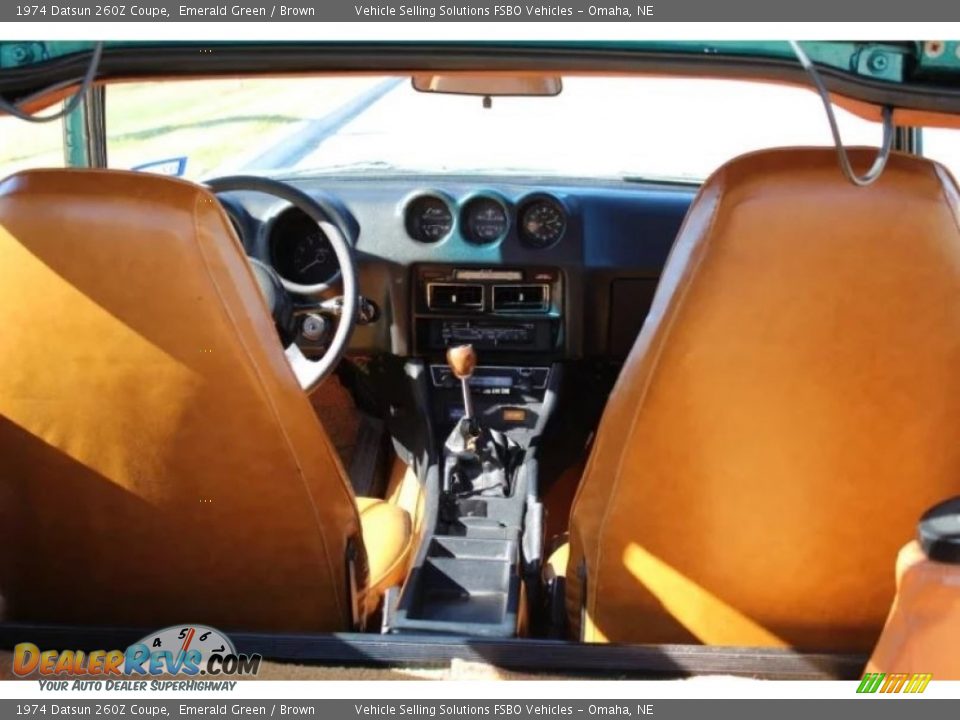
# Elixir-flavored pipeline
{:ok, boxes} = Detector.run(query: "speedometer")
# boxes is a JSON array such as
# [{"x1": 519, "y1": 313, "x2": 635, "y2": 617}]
[
  {"x1": 462, "y1": 196, "x2": 509, "y2": 245},
  {"x1": 270, "y1": 207, "x2": 339, "y2": 287},
  {"x1": 289, "y1": 231, "x2": 335, "y2": 283},
  {"x1": 519, "y1": 198, "x2": 567, "y2": 248}
]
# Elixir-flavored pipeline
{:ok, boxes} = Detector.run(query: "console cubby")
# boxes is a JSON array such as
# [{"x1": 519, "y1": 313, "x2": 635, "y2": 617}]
[{"x1": 387, "y1": 536, "x2": 520, "y2": 636}]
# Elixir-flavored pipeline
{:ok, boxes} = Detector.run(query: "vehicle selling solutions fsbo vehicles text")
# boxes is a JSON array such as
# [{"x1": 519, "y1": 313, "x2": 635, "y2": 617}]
[
  {"x1": 353, "y1": 4, "x2": 654, "y2": 18},
  {"x1": 354, "y1": 705, "x2": 655, "y2": 716}
]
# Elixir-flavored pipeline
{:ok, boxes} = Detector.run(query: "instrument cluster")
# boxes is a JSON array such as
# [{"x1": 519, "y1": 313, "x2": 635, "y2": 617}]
[{"x1": 404, "y1": 191, "x2": 568, "y2": 249}]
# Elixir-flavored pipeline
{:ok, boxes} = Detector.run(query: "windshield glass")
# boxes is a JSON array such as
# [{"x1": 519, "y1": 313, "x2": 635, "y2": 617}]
[{"x1": 97, "y1": 75, "x2": 879, "y2": 182}]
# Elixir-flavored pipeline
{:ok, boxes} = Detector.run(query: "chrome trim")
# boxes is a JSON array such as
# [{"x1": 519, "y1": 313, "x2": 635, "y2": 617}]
[{"x1": 454, "y1": 268, "x2": 523, "y2": 282}]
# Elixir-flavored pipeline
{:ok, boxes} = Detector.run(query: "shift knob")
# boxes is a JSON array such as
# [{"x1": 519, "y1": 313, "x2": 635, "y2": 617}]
[{"x1": 446, "y1": 344, "x2": 477, "y2": 380}]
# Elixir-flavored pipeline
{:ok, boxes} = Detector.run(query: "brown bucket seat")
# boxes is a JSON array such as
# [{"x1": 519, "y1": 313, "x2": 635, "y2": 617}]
[
  {"x1": 0, "y1": 169, "x2": 411, "y2": 632},
  {"x1": 563, "y1": 148, "x2": 960, "y2": 653}
]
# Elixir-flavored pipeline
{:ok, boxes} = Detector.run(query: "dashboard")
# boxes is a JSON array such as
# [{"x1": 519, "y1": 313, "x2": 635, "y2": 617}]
[{"x1": 217, "y1": 176, "x2": 696, "y2": 360}]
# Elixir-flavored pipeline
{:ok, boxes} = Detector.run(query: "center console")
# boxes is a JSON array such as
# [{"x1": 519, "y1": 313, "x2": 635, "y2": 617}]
[
  {"x1": 413, "y1": 263, "x2": 564, "y2": 445},
  {"x1": 382, "y1": 265, "x2": 564, "y2": 637}
]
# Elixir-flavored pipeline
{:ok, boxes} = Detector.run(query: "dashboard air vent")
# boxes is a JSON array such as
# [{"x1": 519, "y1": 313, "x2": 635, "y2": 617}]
[
  {"x1": 493, "y1": 284, "x2": 549, "y2": 312},
  {"x1": 427, "y1": 283, "x2": 484, "y2": 311}
]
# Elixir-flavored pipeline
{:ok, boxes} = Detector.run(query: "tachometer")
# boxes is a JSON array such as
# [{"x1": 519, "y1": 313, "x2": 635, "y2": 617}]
[
  {"x1": 406, "y1": 195, "x2": 454, "y2": 243},
  {"x1": 462, "y1": 196, "x2": 509, "y2": 245},
  {"x1": 270, "y1": 207, "x2": 339, "y2": 287},
  {"x1": 519, "y1": 198, "x2": 566, "y2": 248}
]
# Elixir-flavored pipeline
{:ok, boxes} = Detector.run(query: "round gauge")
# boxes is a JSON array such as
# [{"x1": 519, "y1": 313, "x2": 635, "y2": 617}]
[
  {"x1": 269, "y1": 207, "x2": 339, "y2": 287},
  {"x1": 519, "y1": 198, "x2": 567, "y2": 248},
  {"x1": 462, "y1": 196, "x2": 509, "y2": 245},
  {"x1": 406, "y1": 195, "x2": 453, "y2": 243}
]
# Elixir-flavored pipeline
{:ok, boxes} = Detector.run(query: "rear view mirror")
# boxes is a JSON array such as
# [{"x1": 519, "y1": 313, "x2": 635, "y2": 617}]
[{"x1": 411, "y1": 75, "x2": 562, "y2": 97}]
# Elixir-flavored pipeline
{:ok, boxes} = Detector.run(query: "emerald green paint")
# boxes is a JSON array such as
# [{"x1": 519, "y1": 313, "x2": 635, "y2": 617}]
[
  {"x1": 915, "y1": 40, "x2": 960, "y2": 74},
  {"x1": 62, "y1": 99, "x2": 90, "y2": 167}
]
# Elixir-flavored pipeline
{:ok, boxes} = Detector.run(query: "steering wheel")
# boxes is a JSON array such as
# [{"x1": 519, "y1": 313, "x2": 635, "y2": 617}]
[{"x1": 205, "y1": 175, "x2": 358, "y2": 394}]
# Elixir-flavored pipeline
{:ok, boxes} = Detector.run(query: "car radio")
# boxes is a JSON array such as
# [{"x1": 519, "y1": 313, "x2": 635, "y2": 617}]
[
  {"x1": 441, "y1": 321, "x2": 534, "y2": 346},
  {"x1": 428, "y1": 319, "x2": 553, "y2": 351}
]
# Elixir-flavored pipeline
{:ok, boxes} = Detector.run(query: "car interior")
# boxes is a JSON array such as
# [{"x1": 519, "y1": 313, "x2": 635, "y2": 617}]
[{"x1": 1, "y1": 41, "x2": 959, "y2": 680}]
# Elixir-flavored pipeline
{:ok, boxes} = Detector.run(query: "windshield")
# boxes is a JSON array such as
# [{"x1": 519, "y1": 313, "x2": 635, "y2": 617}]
[
  {"x1": 1, "y1": 74, "x2": 885, "y2": 183},
  {"x1": 103, "y1": 75, "x2": 884, "y2": 183}
]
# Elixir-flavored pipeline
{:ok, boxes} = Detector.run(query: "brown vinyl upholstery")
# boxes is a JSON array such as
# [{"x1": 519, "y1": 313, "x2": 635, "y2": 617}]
[
  {"x1": 867, "y1": 541, "x2": 960, "y2": 679},
  {"x1": 356, "y1": 497, "x2": 413, "y2": 614},
  {"x1": 567, "y1": 148, "x2": 960, "y2": 652},
  {"x1": 0, "y1": 169, "x2": 410, "y2": 632}
]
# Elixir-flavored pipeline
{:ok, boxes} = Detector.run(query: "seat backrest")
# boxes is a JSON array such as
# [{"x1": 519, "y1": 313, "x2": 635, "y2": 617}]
[
  {"x1": 568, "y1": 148, "x2": 960, "y2": 652},
  {"x1": 0, "y1": 169, "x2": 361, "y2": 632}
]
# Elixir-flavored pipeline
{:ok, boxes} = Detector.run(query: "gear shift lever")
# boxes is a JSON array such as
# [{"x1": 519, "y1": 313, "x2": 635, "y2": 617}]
[
  {"x1": 442, "y1": 343, "x2": 519, "y2": 498},
  {"x1": 446, "y1": 344, "x2": 477, "y2": 427}
]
